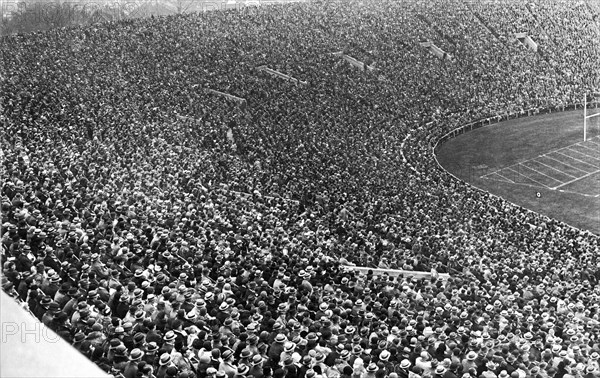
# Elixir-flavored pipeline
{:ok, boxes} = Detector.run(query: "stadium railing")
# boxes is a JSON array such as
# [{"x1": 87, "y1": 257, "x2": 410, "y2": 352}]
[{"x1": 432, "y1": 100, "x2": 599, "y2": 149}]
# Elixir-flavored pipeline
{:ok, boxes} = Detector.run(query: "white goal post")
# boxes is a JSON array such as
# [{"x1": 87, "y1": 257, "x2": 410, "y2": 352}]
[{"x1": 584, "y1": 91, "x2": 600, "y2": 141}]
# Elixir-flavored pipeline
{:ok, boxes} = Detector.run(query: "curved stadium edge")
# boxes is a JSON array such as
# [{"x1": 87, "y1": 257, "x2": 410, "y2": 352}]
[{"x1": 429, "y1": 101, "x2": 600, "y2": 236}]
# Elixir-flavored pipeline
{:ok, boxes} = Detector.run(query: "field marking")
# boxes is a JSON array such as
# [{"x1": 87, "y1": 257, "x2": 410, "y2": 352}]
[
  {"x1": 518, "y1": 162, "x2": 565, "y2": 185},
  {"x1": 493, "y1": 171, "x2": 516, "y2": 183},
  {"x1": 541, "y1": 155, "x2": 589, "y2": 174},
  {"x1": 566, "y1": 147, "x2": 600, "y2": 162},
  {"x1": 552, "y1": 169, "x2": 600, "y2": 190},
  {"x1": 555, "y1": 151, "x2": 599, "y2": 169},
  {"x1": 482, "y1": 135, "x2": 600, "y2": 179},
  {"x1": 557, "y1": 189, "x2": 599, "y2": 198},
  {"x1": 578, "y1": 143, "x2": 600, "y2": 154},
  {"x1": 532, "y1": 159, "x2": 578, "y2": 179},
  {"x1": 505, "y1": 166, "x2": 549, "y2": 188},
  {"x1": 478, "y1": 134, "x2": 600, "y2": 197},
  {"x1": 481, "y1": 173, "x2": 548, "y2": 190}
]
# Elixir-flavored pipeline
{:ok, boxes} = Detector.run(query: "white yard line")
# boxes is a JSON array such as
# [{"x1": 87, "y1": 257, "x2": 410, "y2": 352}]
[
  {"x1": 518, "y1": 162, "x2": 564, "y2": 185},
  {"x1": 542, "y1": 155, "x2": 589, "y2": 174},
  {"x1": 565, "y1": 147, "x2": 600, "y2": 163},
  {"x1": 555, "y1": 151, "x2": 600, "y2": 169},
  {"x1": 505, "y1": 166, "x2": 549, "y2": 188},
  {"x1": 532, "y1": 159, "x2": 577, "y2": 179},
  {"x1": 586, "y1": 139, "x2": 600, "y2": 147},
  {"x1": 493, "y1": 171, "x2": 516, "y2": 184},
  {"x1": 577, "y1": 143, "x2": 600, "y2": 156}
]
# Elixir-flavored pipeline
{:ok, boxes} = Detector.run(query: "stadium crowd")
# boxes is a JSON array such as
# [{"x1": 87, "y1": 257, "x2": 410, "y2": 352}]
[{"x1": 2, "y1": 0, "x2": 600, "y2": 378}]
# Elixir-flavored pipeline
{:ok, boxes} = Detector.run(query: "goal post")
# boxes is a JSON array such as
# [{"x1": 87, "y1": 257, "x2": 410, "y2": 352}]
[{"x1": 584, "y1": 91, "x2": 600, "y2": 141}]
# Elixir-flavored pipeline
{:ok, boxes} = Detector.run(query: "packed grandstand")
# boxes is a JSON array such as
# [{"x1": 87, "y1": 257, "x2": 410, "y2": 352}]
[{"x1": 2, "y1": 0, "x2": 600, "y2": 377}]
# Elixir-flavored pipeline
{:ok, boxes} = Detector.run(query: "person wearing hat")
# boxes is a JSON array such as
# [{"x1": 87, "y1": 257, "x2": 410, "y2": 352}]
[
  {"x1": 432, "y1": 365, "x2": 447, "y2": 378},
  {"x1": 123, "y1": 348, "x2": 145, "y2": 378},
  {"x1": 215, "y1": 301, "x2": 231, "y2": 324},
  {"x1": 41, "y1": 269, "x2": 61, "y2": 298},
  {"x1": 335, "y1": 349, "x2": 352, "y2": 375},
  {"x1": 49, "y1": 310, "x2": 73, "y2": 343},
  {"x1": 72, "y1": 332, "x2": 88, "y2": 354},
  {"x1": 115, "y1": 293, "x2": 132, "y2": 319},
  {"x1": 415, "y1": 351, "x2": 433, "y2": 377},
  {"x1": 90, "y1": 252, "x2": 110, "y2": 280},
  {"x1": 282, "y1": 354, "x2": 299, "y2": 376},
  {"x1": 298, "y1": 355, "x2": 313, "y2": 378},
  {"x1": 323, "y1": 342, "x2": 342, "y2": 367},
  {"x1": 237, "y1": 347, "x2": 253, "y2": 367},
  {"x1": 53, "y1": 282, "x2": 71, "y2": 308},
  {"x1": 313, "y1": 352, "x2": 328, "y2": 376},
  {"x1": 395, "y1": 359, "x2": 411, "y2": 378},
  {"x1": 108, "y1": 269, "x2": 121, "y2": 291},
  {"x1": 40, "y1": 299, "x2": 61, "y2": 326},
  {"x1": 206, "y1": 366, "x2": 221, "y2": 378},
  {"x1": 363, "y1": 362, "x2": 379, "y2": 378},
  {"x1": 112, "y1": 344, "x2": 130, "y2": 372},
  {"x1": 156, "y1": 353, "x2": 177, "y2": 378},
  {"x1": 170, "y1": 319, "x2": 188, "y2": 352},
  {"x1": 377, "y1": 350, "x2": 395, "y2": 375},
  {"x1": 584, "y1": 365, "x2": 598, "y2": 378},
  {"x1": 160, "y1": 330, "x2": 177, "y2": 356},
  {"x1": 143, "y1": 341, "x2": 159, "y2": 366},
  {"x1": 305, "y1": 368, "x2": 317, "y2": 378},
  {"x1": 249, "y1": 354, "x2": 265, "y2": 378},
  {"x1": 443, "y1": 361, "x2": 460, "y2": 378},
  {"x1": 268, "y1": 334, "x2": 288, "y2": 364},
  {"x1": 132, "y1": 331, "x2": 147, "y2": 350},
  {"x1": 235, "y1": 364, "x2": 250, "y2": 378},
  {"x1": 461, "y1": 351, "x2": 479, "y2": 374},
  {"x1": 220, "y1": 349, "x2": 238, "y2": 378},
  {"x1": 351, "y1": 343, "x2": 371, "y2": 366}
]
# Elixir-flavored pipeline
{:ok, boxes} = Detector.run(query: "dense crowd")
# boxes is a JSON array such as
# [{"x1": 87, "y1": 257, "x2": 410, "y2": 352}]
[{"x1": 2, "y1": 0, "x2": 600, "y2": 377}]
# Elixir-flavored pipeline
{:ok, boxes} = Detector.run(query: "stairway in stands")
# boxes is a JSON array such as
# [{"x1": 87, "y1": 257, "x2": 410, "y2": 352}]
[{"x1": 416, "y1": 14, "x2": 457, "y2": 49}]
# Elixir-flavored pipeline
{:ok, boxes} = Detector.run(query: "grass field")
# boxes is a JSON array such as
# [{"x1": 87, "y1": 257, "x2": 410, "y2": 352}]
[{"x1": 436, "y1": 109, "x2": 600, "y2": 235}]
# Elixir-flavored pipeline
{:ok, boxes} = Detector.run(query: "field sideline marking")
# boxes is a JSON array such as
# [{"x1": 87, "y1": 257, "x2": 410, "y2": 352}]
[
  {"x1": 481, "y1": 174, "x2": 599, "y2": 198},
  {"x1": 552, "y1": 169, "x2": 600, "y2": 190},
  {"x1": 557, "y1": 189, "x2": 599, "y2": 198}
]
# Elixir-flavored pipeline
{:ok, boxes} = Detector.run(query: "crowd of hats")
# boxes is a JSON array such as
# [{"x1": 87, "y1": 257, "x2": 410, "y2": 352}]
[{"x1": 2, "y1": 0, "x2": 600, "y2": 378}]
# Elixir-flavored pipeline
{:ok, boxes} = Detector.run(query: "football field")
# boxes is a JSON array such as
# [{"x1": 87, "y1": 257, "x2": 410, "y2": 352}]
[{"x1": 436, "y1": 109, "x2": 600, "y2": 235}]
